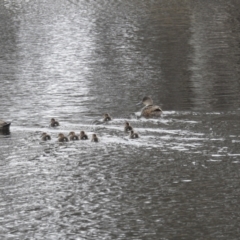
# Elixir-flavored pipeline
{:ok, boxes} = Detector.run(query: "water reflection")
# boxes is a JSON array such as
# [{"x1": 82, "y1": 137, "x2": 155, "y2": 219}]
[
  {"x1": 189, "y1": 1, "x2": 240, "y2": 111},
  {"x1": 1, "y1": 0, "x2": 240, "y2": 239}
]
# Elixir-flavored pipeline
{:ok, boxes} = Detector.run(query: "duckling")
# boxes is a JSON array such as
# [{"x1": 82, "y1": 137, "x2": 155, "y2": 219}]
[
  {"x1": 68, "y1": 131, "x2": 79, "y2": 141},
  {"x1": 137, "y1": 96, "x2": 162, "y2": 118},
  {"x1": 124, "y1": 121, "x2": 133, "y2": 132},
  {"x1": 0, "y1": 119, "x2": 11, "y2": 131},
  {"x1": 129, "y1": 130, "x2": 139, "y2": 139},
  {"x1": 91, "y1": 133, "x2": 99, "y2": 142},
  {"x1": 80, "y1": 131, "x2": 88, "y2": 140},
  {"x1": 41, "y1": 132, "x2": 51, "y2": 141},
  {"x1": 58, "y1": 133, "x2": 69, "y2": 142},
  {"x1": 103, "y1": 113, "x2": 112, "y2": 122},
  {"x1": 50, "y1": 118, "x2": 60, "y2": 127}
]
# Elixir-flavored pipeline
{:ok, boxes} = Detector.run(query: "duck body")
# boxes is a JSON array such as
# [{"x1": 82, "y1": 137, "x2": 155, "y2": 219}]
[
  {"x1": 91, "y1": 134, "x2": 99, "y2": 142},
  {"x1": 103, "y1": 113, "x2": 112, "y2": 122},
  {"x1": 124, "y1": 122, "x2": 133, "y2": 132},
  {"x1": 58, "y1": 133, "x2": 69, "y2": 142},
  {"x1": 68, "y1": 132, "x2": 79, "y2": 141},
  {"x1": 50, "y1": 118, "x2": 59, "y2": 127},
  {"x1": 141, "y1": 105, "x2": 162, "y2": 118},
  {"x1": 80, "y1": 131, "x2": 88, "y2": 140},
  {"x1": 129, "y1": 130, "x2": 139, "y2": 139},
  {"x1": 70, "y1": 135, "x2": 79, "y2": 141},
  {"x1": 137, "y1": 96, "x2": 162, "y2": 118},
  {"x1": 0, "y1": 120, "x2": 11, "y2": 131},
  {"x1": 41, "y1": 132, "x2": 51, "y2": 141}
]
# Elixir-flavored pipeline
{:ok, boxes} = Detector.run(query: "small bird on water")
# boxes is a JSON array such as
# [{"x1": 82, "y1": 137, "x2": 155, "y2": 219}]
[
  {"x1": 80, "y1": 131, "x2": 88, "y2": 140},
  {"x1": 124, "y1": 121, "x2": 133, "y2": 132},
  {"x1": 50, "y1": 118, "x2": 60, "y2": 127},
  {"x1": 103, "y1": 113, "x2": 112, "y2": 122},
  {"x1": 58, "y1": 133, "x2": 69, "y2": 142},
  {"x1": 91, "y1": 133, "x2": 99, "y2": 142},
  {"x1": 92, "y1": 113, "x2": 112, "y2": 125},
  {"x1": 41, "y1": 132, "x2": 51, "y2": 141},
  {"x1": 129, "y1": 130, "x2": 139, "y2": 139},
  {"x1": 68, "y1": 131, "x2": 79, "y2": 141}
]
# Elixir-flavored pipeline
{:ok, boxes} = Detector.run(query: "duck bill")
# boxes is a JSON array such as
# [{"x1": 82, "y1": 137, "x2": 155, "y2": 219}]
[{"x1": 136, "y1": 101, "x2": 142, "y2": 106}]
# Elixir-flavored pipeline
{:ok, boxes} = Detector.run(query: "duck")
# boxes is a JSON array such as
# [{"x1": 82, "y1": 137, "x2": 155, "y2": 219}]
[
  {"x1": 80, "y1": 131, "x2": 88, "y2": 140},
  {"x1": 91, "y1": 133, "x2": 99, "y2": 142},
  {"x1": 41, "y1": 132, "x2": 51, "y2": 141},
  {"x1": 0, "y1": 120, "x2": 11, "y2": 131},
  {"x1": 58, "y1": 133, "x2": 69, "y2": 142},
  {"x1": 129, "y1": 130, "x2": 139, "y2": 139},
  {"x1": 92, "y1": 113, "x2": 112, "y2": 125},
  {"x1": 68, "y1": 131, "x2": 79, "y2": 141},
  {"x1": 103, "y1": 113, "x2": 112, "y2": 122},
  {"x1": 50, "y1": 118, "x2": 59, "y2": 127},
  {"x1": 137, "y1": 96, "x2": 162, "y2": 118},
  {"x1": 124, "y1": 121, "x2": 133, "y2": 132}
]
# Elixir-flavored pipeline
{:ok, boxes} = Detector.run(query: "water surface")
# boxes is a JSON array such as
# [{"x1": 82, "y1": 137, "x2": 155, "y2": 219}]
[{"x1": 1, "y1": 1, "x2": 240, "y2": 239}]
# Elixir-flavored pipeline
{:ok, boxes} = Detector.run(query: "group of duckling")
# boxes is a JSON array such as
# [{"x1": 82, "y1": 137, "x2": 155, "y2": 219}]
[
  {"x1": 1, "y1": 96, "x2": 162, "y2": 141},
  {"x1": 40, "y1": 96, "x2": 162, "y2": 143},
  {"x1": 41, "y1": 115, "x2": 137, "y2": 143},
  {"x1": 42, "y1": 130, "x2": 98, "y2": 142},
  {"x1": 42, "y1": 118, "x2": 99, "y2": 142}
]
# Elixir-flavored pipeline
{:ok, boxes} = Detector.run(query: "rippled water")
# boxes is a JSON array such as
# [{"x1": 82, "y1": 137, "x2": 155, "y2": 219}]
[{"x1": 1, "y1": 0, "x2": 240, "y2": 239}]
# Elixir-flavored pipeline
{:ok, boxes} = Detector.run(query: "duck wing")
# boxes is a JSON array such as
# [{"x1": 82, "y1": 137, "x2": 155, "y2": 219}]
[
  {"x1": 140, "y1": 105, "x2": 162, "y2": 118},
  {"x1": 150, "y1": 105, "x2": 162, "y2": 112}
]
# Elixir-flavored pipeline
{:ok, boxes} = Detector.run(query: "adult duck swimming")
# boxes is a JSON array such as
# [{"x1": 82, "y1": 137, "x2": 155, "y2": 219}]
[{"x1": 136, "y1": 96, "x2": 162, "y2": 118}]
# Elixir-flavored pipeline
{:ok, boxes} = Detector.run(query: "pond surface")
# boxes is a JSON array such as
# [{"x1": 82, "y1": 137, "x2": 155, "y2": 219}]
[{"x1": 1, "y1": 0, "x2": 240, "y2": 239}]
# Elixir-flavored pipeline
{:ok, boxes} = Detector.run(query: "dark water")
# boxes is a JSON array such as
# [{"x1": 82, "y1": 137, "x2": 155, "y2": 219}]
[{"x1": 1, "y1": 0, "x2": 240, "y2": 239}]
